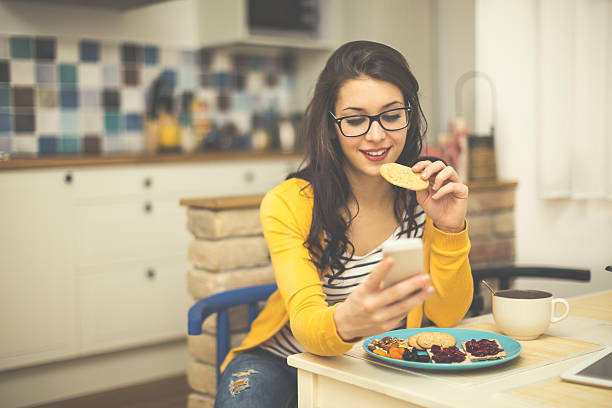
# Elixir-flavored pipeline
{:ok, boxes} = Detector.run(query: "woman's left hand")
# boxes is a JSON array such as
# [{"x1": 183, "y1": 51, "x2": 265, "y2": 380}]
[{"x1": 411, "y1": 160, "x2": 468, "y2": 233}]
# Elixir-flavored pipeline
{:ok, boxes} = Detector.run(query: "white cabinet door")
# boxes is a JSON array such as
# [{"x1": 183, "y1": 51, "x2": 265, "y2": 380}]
[
  {"x1": 0, "y1": 170, "x2": 77, "y2": 371},
  {"x1": 78, "y1": 255, "x2": 190, "y2": 353},
  {"x1": 75, "y1": 197, "x2": 190, "y2": 267}
]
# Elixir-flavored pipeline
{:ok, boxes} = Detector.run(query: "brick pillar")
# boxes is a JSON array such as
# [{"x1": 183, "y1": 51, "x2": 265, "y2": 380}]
[
  {"x1": 180, "y1": 195, "x2": 275, "y2": 408},
  {"x1": 466, "y1": 180, "x2": 518, "y2": 312}
]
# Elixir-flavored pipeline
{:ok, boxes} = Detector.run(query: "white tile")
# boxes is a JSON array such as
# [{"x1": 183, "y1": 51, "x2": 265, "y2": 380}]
[
  {"x1": 102, "y1": 65, "x2": 120, "y2": 88},
  {"x1": 121, "y1": 88, "x2": 145, "y2": 111},
  {"x1": 12, "y1": 135, "x2": 37, "y2": 155},
  {"x1": 141, "y1": 66, "x2": 161, "y2": 88},
  {"x1": 56, "y1": 39, "x2": 79, "y2": 62},
  {"x1": 36, "y1": 108, "x2": 60, "y2": 133},
  {"x1": 211, "y1": 51, "x2": 232, "y2": 72},
  {"x1": 78, "y1": 64, "x2": 101, "y2": 87},
  {"x1": 103, "y1": 136, "x2": 122, "y2": 154},
  {"x1": 10, "y1": 60, "x2": 36, "y2": 85},
  {"x1": 0, "y1": 36, "x2": 9, "y2": 59},
  {"x1": 121, "y1": 133, "x2": 145, "y2": 153},
  {"x1": 81, "y1": 111, "x2": 103, "y2": 133},
  {"x1": 160, "y1": 49, "x2": 180, "y2": 68},
  {"x1": 101, "y1": 43, "x2": 120, "y2": 64}
]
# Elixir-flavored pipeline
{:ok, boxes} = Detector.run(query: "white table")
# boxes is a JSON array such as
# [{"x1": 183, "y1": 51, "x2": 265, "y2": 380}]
[{"x1": 288, "y1": 291, "x2": 612, "y2": 408}]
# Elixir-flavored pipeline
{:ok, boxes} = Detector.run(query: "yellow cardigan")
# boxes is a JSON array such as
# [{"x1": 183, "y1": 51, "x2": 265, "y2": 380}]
[{"x1": 220, "y1": 178, "x2": 473, "y2": 372}]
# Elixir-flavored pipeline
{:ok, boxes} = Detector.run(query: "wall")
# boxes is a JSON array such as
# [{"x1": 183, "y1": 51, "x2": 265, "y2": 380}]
[{"x1": 474, "y1": 0, "x2": 612, "y2": 297}]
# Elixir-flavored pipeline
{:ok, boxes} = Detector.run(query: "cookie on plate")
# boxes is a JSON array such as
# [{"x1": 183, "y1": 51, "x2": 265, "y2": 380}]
[
  {"x1": 416, "y1": 332, "x2": 457, "y2": 349},
  {"x1": 408, "y1": 334, "x2": 424, "y2": 350}
]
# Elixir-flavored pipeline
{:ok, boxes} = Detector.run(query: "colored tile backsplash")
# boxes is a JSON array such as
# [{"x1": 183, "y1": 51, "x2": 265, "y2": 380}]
[{"x1": 0, "y1": 34, "x2": 297, "y2": 156}]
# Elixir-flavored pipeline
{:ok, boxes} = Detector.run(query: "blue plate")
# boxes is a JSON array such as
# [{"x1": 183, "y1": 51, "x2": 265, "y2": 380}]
[{"x1": 362, "y1": 328, "x2": 522, "y2": 371}]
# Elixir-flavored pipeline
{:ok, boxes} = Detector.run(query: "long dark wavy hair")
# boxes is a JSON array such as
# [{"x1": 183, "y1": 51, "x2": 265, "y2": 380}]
[{"x1": 289, "y1": 40, "x2": 428, "y2": 280}]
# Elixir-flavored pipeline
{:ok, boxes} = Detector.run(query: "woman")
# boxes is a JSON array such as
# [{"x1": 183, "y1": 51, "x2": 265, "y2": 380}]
[{"x1": 214, "y1": 40, "x2": 473, "y2": 408}]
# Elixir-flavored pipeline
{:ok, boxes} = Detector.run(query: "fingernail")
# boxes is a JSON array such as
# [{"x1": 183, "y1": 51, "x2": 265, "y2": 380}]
[
  {"x1": 426, "y1": 286, "x2": 435, "y2": 294},
  {"x1": 421, "y1": 274, "x2": 430, "y2": 283}
]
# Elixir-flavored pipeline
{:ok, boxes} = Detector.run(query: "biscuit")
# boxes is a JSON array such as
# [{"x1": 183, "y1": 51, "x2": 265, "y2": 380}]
[
  {"x1": 461, "y1": 339, "x2": 507, "y2": 361},
  {"x1": 380, "y1": 163, "x2": 429, "y2": 191},
  {"x1": 408, "y1": 334, "x2": 423, "y2": 350},
  {"x1": 416, "y1": 332, "x2": 456, "y2": 349}
]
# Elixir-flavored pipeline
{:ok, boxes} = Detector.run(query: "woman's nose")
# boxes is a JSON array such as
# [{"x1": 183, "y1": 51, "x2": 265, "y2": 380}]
[{"x1": 364, "y1": 120, "x2": 385, "y2": 142}]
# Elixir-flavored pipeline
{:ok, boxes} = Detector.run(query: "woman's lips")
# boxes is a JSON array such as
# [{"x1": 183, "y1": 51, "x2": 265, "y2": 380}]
[{"x1": 361, "y1": 147, "x2": 390, "y2": 161}]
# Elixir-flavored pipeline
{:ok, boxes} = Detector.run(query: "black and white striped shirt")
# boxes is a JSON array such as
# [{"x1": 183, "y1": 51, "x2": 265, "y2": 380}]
[{"x1": 260, "y1": 207, "x2": 426, "y2": 359}]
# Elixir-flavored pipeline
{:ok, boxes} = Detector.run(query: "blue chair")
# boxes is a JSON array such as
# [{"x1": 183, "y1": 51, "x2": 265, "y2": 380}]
[{"x1": 188, "y1": 284, "x2": 278, "y2": 381}]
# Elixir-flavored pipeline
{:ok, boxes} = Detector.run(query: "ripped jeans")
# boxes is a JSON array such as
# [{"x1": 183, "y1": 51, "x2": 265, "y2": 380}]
[{"x1": 214, "y1": 348, "x2": 297, "y2": 408}]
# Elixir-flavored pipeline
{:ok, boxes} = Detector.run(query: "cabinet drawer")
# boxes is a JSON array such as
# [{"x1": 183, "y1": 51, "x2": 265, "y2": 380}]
[
  {"x1": 70, "y1": 159, "x2": 299, "y2": 200},
  {"x1": 78, "y1": 256, "x2": 190, "y2": 352},
  {"x1": 75, "y1": 197, "x2": 190, "y2": 267}
]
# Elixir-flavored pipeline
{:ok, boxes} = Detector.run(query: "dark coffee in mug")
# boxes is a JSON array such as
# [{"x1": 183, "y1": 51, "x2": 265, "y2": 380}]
[{"x1": 495, "y1": 289, "x2": 552, "y2": 299}]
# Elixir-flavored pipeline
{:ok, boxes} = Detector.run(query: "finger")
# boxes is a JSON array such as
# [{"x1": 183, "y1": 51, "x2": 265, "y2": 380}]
[
  {"x1": 381, "y1": 273, "x2": 430, "y2": 305},
  {"x1": 432, "y1": 166, "x2": 459, "y2": 190},
  {"x1": 411, "y1": 160, "x2": 431, "y2": 173},
  {"x1": 420, "y1": 160, "x2": 446, "y2": 181},
  {"x1": 432, "y1": 182, "x2": 469, "y2": 200},
  {"x1": 382, "y1": 286, "x2": 435, "y2": 323},
  {"x1": 363, "y1": 256, "x2": 394, "y2": 291}
]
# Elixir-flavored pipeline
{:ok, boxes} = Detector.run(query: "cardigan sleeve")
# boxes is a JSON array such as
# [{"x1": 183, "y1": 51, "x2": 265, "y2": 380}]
[
  {"x1": 259, "y1": 180, "x2": 356, "y2": 356},
  {"x1": 421, "y1": 217, "x2": 474, "y2": 327}
]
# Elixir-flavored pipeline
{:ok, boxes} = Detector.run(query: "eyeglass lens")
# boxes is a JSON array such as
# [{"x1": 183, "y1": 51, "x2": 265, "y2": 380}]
[{"x1": 339, "y1": 108, "x2": 409, "y2": 137}]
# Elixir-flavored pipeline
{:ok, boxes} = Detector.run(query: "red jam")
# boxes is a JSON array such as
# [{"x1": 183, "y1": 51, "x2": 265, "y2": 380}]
[
  {"x1": 430, "y1": 345, "x2": 466, "y2": 363},
  {"x1": 464, "y1": 339, "x2": 503, "y2": 356}
]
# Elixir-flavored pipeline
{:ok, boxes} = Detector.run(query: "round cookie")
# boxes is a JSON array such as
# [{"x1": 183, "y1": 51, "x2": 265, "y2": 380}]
[
  {"x1": 380, "y1": 163, "x2": 429, "y2": 191},
  {"x1": 417, "y1": 332, "x2": 456, "y2": 349},
  {"x1": 408, "y1": 334, "x2": 423, "y2": 350}
]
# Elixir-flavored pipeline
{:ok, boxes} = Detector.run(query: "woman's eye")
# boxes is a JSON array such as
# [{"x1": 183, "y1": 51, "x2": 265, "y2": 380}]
[
  {"x1": 345, "y1": 117, "x2": 367, "y2": 126},
  {"x1": 382, "y1": 114, "x2": 401, "y2": 122}
]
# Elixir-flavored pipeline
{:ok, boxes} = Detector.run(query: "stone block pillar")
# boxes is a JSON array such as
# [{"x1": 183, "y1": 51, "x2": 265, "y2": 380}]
[{"x1": 180, "y1": 195, "x2": 275, "y2": 408}]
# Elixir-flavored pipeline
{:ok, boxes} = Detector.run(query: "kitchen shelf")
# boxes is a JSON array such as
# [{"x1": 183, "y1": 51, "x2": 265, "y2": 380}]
[{"x1": 0, "y1": 151, "x2": 304, "y2": 171}]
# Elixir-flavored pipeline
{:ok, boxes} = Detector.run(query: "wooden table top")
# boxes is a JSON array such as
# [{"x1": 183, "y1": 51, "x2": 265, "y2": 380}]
[{"x1": 288, "y1": 290, "x2": 612, "y2": 408}]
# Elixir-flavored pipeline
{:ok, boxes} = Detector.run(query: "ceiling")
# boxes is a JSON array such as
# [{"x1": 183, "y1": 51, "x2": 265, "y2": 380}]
[{"x1": 3, "y1": 0, "x2": 170, "y2": 11}]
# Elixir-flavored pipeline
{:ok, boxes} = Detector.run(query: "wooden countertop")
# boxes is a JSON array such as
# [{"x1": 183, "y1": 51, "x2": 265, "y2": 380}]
[
  {"x1": 181, "y1": 180, "x2": 518, "y2": 210},
  {"x1": 0, "y1": 151, "x2": 304, "y2": 171}
]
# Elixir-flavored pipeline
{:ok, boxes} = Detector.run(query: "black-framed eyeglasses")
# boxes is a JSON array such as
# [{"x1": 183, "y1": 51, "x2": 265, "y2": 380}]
[{"x1": 329, "y1": 105, "x2": 411, "y2": 137}]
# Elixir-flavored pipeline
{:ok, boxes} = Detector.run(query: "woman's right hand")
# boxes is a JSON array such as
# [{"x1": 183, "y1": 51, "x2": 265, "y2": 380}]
[{"x1": 333, "y1": 256, "x2": 434, "y2": 342}]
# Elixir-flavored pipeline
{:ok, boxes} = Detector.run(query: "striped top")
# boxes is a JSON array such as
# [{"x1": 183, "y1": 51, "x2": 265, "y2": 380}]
[{"x1": 259, "y1": 207, "x2": 426, "y2": 359}]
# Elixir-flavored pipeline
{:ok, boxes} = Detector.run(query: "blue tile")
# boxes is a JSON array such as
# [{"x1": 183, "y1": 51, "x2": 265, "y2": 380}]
[
  {"x1": 161, "y1": 69, "x2": 176, "y2": 89},
  {"x1": 80, "y1": 40, "x2": 100, "y2": 62},
  {"x1": 61, "y1": 111, "x2": 79, "y2": 133},
  {"x1": 60, "y1": 87, "x2": 79, "y2": 109},
  {"x1": 38, "y1": 135, "x2": 59, "y2": 155},
  {"x1": 0, "y1": 111, "x2": 10, "y2": 132},
  {"x1": 143, "y1": 46, "x2": 158, "y2": 65},
  {"x1": 60, "y1": 136, "x2": 80, "y2": 154},
  {"x1": 10, "y1": 37, "x2": 32, "y2": 59},
  {"x1": 125, "y1": 113, "x2": 142, "y2": 131}
]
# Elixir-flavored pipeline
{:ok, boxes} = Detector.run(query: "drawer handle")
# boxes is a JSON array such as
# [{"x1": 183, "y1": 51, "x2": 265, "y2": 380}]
[
  {"x1": 144, "y1": 202, "x2": 153, "y2": 213},
  {"x1": 64, "y1": 172, "x2": 73, "y2": 184},
  {"x1": 144, "y1": 177, "x2": 152, "y2": 188},
  {"x1": 146, "y1": 269, "x2": 156, "y2": 279}
]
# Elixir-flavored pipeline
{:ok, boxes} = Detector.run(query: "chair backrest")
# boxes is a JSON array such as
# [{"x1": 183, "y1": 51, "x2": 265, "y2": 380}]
[
  {"x1": 470, "y1": 266, "x2": 590, "y2": 316},
  {"x1": 188, "y1": 284, "x2": 278, "y2": 381}
]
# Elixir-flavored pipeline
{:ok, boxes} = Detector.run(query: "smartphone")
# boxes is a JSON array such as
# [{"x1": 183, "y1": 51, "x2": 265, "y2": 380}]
[{"x1": 381, "y1": 238, "x2": 423, "y2": 288}]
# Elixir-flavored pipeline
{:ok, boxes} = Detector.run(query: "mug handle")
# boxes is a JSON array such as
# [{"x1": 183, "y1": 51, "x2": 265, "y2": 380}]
[{"x1": 551, "y1": 298, "x2": 570, "y2": 323}]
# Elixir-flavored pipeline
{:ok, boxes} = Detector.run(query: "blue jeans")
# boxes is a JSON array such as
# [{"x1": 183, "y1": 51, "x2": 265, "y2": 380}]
[{"x1": 214, "y1": 348, "x2": 297, "y2": 408}]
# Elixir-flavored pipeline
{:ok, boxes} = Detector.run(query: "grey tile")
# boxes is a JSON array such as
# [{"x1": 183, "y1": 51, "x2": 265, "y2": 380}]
[
  {"x1": 81, "y1": 89, "x2": 100, "y2": 109},
  {"x1": 38, "y1": 86, "x2": 58, "y2": 108},
  {"x1": 102, "y1": 65, "x2": 119, "y2": 87},
  {"x1": 36, "y1": 63, "x2": 56, "y2": 84}
]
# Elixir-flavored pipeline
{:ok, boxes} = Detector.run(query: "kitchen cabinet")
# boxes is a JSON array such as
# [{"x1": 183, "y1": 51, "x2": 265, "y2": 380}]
[
  {"x1": 196, "y1": 0, "x2": 342, "y2": 50},
  {"x1": 0, "y1": 156, "x2": 300, "y2": 371}
]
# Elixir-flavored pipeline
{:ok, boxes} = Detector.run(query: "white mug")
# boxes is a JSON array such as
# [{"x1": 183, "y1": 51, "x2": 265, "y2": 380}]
[{"x1": 492, "y1": 289, "x2": 570, "y2": 340}]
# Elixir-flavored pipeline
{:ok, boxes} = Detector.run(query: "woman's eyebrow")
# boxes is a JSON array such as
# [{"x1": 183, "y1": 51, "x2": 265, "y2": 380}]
[{"x1": 341, "y1": 101, "x2": 404, "y2": 112}]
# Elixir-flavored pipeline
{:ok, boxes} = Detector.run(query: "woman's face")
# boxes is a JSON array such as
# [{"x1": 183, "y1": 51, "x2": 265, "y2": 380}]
[{"x1": 332, "y1": 76, "x2": 408, "y2": 181}]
